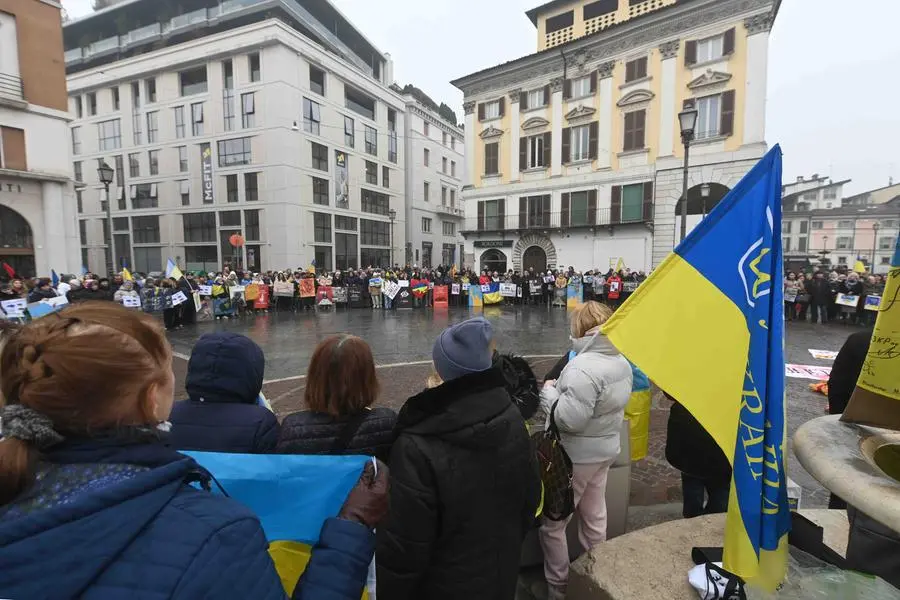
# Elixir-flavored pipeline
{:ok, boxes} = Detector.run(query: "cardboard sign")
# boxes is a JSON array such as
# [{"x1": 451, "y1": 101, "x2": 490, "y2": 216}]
[
  {"x1": 170, "y1": 291, "x2": 189, "y2": 306},
  {"x1": 543, "y1": 276, "x2": 554, "y2": 284},
  {"x1": 451, "y1": 283, "x2": 460, "y2": 295},
  {"x1": 784, "y1": 290, "x2": 798, "y2": 303},
  {"x1": 808, "y1": 349, "x2": 839, "y2": 361},
  {"x1": 1, "y1": 298, "x2": 27, "y2": 317},
  {"x1": 244, "y1": 284, "x2": 260, "y2": 301},
  {"x1": 316, "y1": 285, "x2": 334, "y2": 305},
  {"x1": 623, "y1": 281, "x2": 639, "y2": 293},
  {"x1": 530, "y1": 280, "x2": 543, "y2": 295},
  {"x1": 299, "y1": 279, "x2": 316, "y2": 298},
  {"x1": 198, "y1": 285, "x2": 213, "y2": 296},
  {"x1": 462, "y1": 283, "x2": 470, "y2": 291},
  {"x1": 254, "y1": 285, "x2": 270, "y2": 309},
  {"x1": 27, "y1": 296, "x2": 68, "y2": 319},
  {"x1": 274, "y1": 281, "x2": 295, "y2": 298},
  {"x1": 864, "y1": 295, "x2": 882, "y2": 311},
  {"x1": 192, "y1": 291, "x2": 202, "y2": 312},
  {"x1": 785, "y1": 364, "x2": 832, "y2": 380},
  {"x1": 566, "y1": 283, "x2": 583, "y2": 309},
  {"x1": 121, "y1": 295, "x2": 141, "y2": 308},
  {"x1": 433, "y1": 285, "x2": 449, "y2": 308},
  {"x1": 835, "y1": 294, "x2": 860, "y2": 307},
  {"x1": 384, "y1": 281, "x2": 401, "y2": 300},
  {"x1": 499, "y1": 283, "x2": 517, "y2": 297},
  {"x1": 332, "y1": 287, "x2": 347, "y2": 303},
  {"x1": 398, "y1": 280, "x2": 409, "y2": 288}
]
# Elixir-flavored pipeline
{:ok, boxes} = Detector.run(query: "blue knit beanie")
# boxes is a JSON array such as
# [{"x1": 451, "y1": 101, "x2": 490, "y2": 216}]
[{"x1": 432, "y1": 317, "x2": 494, "y2": 382}]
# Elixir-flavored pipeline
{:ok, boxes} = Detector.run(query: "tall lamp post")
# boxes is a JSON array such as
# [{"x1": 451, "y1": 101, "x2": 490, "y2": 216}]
[
  {"x1": 678, "y1": 107, "x2": 698, "y2": 242},
  {"x1": 388, "y1": 208, "x2": 397, "y2": 267},
  {"x1": 872, "y1": 222, "x2": 881, "y2": 271},
  {"x1": 97, "y1": 161, "x2": 115, "y2": 276}
]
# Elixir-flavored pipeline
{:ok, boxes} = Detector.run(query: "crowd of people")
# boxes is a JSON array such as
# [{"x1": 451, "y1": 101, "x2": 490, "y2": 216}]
[{"x1": 784, "y1": 268, "x2": 886, "y2": 326}]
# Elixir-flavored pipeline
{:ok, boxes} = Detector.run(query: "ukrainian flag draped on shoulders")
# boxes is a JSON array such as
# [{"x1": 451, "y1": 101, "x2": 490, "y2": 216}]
[{"x1": 602, "y1": 145, "x2": 790, "y2": 590}]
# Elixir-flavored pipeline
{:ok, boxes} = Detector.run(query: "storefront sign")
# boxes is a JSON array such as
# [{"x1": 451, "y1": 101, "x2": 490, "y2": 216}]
[
  {"x1": 474, "y1": 240, "x2": 513, "y2": 248},
  {"x1": 201, "y1": 143, "x2": 214, "y2": 203},
  {"x1": 335, "y1": 150, "x2": 349, "y2": 209}
]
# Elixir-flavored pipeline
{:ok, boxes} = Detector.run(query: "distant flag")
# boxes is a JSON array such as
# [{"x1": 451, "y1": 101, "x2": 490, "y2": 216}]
[
  {"x1": 122, "y1": 267, "x2": 134, "y2": 282},
  {"x1": 602, "y1": 146, "x2": 790, "y2": 589},
  {"x1": 615, "y1": 257, "x2": 626, "y2": 272},
  {"x1": 81, "y1": 265, "x2": 89, "y2": 276},
  {"x1": 308, "y1": 258, "x2": 316, "y2": 274},
  {"x1": 51, "y1": 270, "x2": 59, "y2": 287},
  {"x1": 2, "y1": 262, "x2": 16, "y2": 279},
  {"x1": 165, "y1": 258, "x2": 184, "y2": 281},
  {"x1": 853, "y1": 259, "x2": 866, "y2": 274}
]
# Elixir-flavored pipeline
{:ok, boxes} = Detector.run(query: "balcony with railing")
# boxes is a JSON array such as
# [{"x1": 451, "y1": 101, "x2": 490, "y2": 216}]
[
  {"x1": 461, "y1": 204, "x2": 653, "y2": 234},
  {"x1": 0, "y1": 73, "x2": 24, "y2": 105},
  {"x1": 0, "y1": 233, "x2": 34, "y2": 251},
  {"x1": 436, "y1": 204, "x2": 464, "y2": 218}
]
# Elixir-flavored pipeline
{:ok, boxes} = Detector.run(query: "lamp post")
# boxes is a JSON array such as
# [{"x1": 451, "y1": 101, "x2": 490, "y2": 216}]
[
  {"x1": 872, "y1": 222, "x2": 881, "y2": 271},
  {"x1": 678, "y1": 107, "x2": 699, "y2": 242},
  {"x1": 700, "y1": 182, "x2": 711, "y2": 217},
  {"x1": 97, "y1": 161, "x2": 115, "y2": 276},
  {"x1": 388, "y1": 208, "x2": 396, "y2": 267}
]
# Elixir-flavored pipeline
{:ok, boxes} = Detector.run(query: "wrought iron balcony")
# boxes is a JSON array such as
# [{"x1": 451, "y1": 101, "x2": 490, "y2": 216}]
[
  {"x1": 0, "y1": 73, "x2": 24, "y2": 103},
  {"x1": 460, "y1": 205, "x2": 653, "y2": 234},
  {"x1": 435, "y1": 204, "x2": 465, "y2": 218}
]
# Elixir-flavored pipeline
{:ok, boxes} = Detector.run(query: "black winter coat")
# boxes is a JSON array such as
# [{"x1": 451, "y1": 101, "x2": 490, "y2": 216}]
[
  {"x1": 376, "y1": 368, "x2": 541, "y2": 600},
  {"x1": 276, "y1": 408, "x2": 397, "y2": 462},
  {"x1": 806, "y1": 278, "x2": 831, "y2": 305},
  {"x1": 828, "y1": 330, "x2": 872, "y2": 415},
  {"x1": 665, "y1": 395, "x2": 731, "y2": 483}
]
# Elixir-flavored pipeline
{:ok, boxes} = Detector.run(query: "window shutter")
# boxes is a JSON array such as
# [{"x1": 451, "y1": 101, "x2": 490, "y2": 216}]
[
  {"x1": 563, "y1": 79, "x2": 572, "y2": 100},
  {"x1": 685, "y1": 40, "x2": 697, "y2": 66},
  {"x1": 520, "y1": 137, "x2": 528, "y2": 171},
  {"x1": 623, "y1": 113, "x2": 633, "y2": 151},
  {"x1": 543, "y1": 132, "x2": 552, "y2": 166},
  {"x1": 720, "y1": 90, "x2": 735, "y2": 137},
  {"x1": 519, "y1": 197, "x2": 528, "y2": 228},
  {"x1": 588, "y1": 122, "x2": 599, "y2": 160},
  {"x1": 562, "y1": 127, "x2": 571, "y2": 164},
  {"x1": 478, "y1": 201, "x2": 485, "y2": 230},
  {"x1": 542, "y1": 85, "x2": 550, "y2": 106},
  {"x1": 561, "y1": 193, "x2": 570, "y2": 228},
  {"x1": 723, "y1": 28, "x2": 736, "y2": 55},
  {"x1": 542, "y1": 195, "x2": 551, "y2": 227},
  {"x1": 478, "y1": 103, "x2": 485, "y2": 121},
  {"x1": 520, "y1": 91, "x2": 528, "y2": 110},
  {"x1": 590, "y1": 72, "x2": 597, "y2": 93},
  {"x1": 642, "y1": 181, "x2": 654, "y2": 222},
  {"x1": 625, "y1": 61, "x2": 634, "y2": 82},
  {"x1": 636, "y1": 110, "x2": 646, "y2": 149},
  {"x1": 610, "y1": 186, "x2": 622, "y2": 224},
  {"x1": 498, "y1": 198, "x2": 505, "y2": 229},
  {"x1": 498, "y1": 97, "x2": 506, "y2": 118},
  {"x1": 639, "y1": 57, "x2": 648, "y2": 79},
  {"x1": 587, "y1": 189, "x2": 597, "y2": 225}
]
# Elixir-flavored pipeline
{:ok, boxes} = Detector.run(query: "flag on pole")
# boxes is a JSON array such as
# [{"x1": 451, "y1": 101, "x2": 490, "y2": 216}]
[
  {"x1": 51, "y1": 270, "x2": 59, "y2": 287},
  {"x1": 2, "y1": 262, "x2": 16, "y2": 279},
  {"x1": 615, "y1": 257, "x2": 626, "y2": 272},
  {"x1": 308, "y1": 258, "x2": 316, "y2": 274},
  {"x1": 165, "y1": 258, "x2": 184, "y2": 281},
  {"x1": 602, "y1": 145, "x2": 790, "y2": 590},
  {"x1": 853, "y1": 259, "x2": 866, "y2": 274},
  {"x1": 122, "y1": 267, "x2": 134, "y2": 282}
]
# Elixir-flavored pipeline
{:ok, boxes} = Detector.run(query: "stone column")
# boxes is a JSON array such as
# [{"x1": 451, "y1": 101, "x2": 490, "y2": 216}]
[
  {"x1": 40, "y1": 181, "x2": 68, "y2": 276},
  {"x1": 463, "y1": 101, "x2": 476, "y2": 187},
  {"x1": 743, "y1": 14, "x2": 773, "y2": 145},
  {"x1": 509, "y1": 89, "x2": 521, "y2": 181},
  {"x1": 596, "y1": 61, "x2": 615, "y2": 169},
  {"x1": 550, "y1": 77, "x2": 563, "y2": 177},
  {"x1": 657, "y1": 40, "x2": 679, "y2": 157}
]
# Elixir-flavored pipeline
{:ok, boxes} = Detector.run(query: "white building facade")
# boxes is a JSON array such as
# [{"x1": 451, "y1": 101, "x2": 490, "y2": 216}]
[
  {"x1": 65, "y1": 0, "x2": 406, "y2": 274},
  {"x1": 402, "y1": 95, "x2": 465, "y2": 269}
]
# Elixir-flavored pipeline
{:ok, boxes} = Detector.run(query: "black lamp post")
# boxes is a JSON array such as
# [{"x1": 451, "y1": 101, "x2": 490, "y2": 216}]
[
  {"x1": 872, "y1": 222, "x2": 881, "y2": 270},
  {"x1": 97, "y1": 161, "x2": 115, "y2": 276},
  {"x1": 389, "y1": 208, "x2": 397, "y2": 267},
  {"x1": 678, "y1": 107, "x2": 698, "y2": 242}
]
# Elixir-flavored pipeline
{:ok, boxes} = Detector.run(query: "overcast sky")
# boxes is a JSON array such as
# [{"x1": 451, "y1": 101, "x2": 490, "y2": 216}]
[{"x1": 63, "y1": 0, "x2": 899, "y2": 195}]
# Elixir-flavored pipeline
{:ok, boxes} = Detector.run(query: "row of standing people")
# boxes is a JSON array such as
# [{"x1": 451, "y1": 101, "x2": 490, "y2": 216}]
[{"x1": 784, "y1": 270, "x2": 885, "y2": 325}]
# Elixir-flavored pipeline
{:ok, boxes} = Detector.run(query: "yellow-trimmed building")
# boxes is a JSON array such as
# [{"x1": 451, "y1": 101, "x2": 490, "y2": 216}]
[{"x1": 451, "y1": 0, "x2": 780, "y2": 273}]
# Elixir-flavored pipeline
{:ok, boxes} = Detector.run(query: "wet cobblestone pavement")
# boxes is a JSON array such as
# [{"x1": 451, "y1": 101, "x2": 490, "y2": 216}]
[{"x1": 168, "y1": 306, "x2": 861, "y2": 509}]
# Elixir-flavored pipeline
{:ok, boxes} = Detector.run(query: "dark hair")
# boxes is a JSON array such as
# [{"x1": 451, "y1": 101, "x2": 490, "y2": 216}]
[
  {"x1": 0, "y1": 302, "x2": 171, "y2": 504},
  {"x1": 304, "y1": 335, "x2": 379, "y2": 417}
]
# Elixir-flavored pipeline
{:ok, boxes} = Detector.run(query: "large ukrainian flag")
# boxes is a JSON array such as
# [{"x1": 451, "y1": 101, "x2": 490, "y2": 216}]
[
  {"x1": 482, "y1": 282, "x2": 503, "y2": 304},
  {"x1": 602, "y1": 146, "x2": 790, "y2": 590}
]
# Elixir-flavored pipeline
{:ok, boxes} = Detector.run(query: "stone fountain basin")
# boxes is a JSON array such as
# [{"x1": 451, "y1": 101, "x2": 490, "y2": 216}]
[{"x1": 794, "y1": 415, "x2": 900, "y2": 531}]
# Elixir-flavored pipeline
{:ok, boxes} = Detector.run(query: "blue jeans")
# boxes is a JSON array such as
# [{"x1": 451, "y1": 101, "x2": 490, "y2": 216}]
[{"x1": 681, "y1": 473, "x2": 729, "y2": 519}]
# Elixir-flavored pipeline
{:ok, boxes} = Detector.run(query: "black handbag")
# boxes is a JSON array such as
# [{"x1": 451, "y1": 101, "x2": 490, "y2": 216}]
[{"x1": 531, "y1": 401, "x2": 574, "y2": 521}]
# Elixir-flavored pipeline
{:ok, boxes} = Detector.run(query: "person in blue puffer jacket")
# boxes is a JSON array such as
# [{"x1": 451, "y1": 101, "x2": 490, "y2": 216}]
[
  {"x1": 0, "y1": 302, "x2": 386, "y2": 599},
  {"x1": 170, "y1": 332, "x2": 279, "y2": 453}
]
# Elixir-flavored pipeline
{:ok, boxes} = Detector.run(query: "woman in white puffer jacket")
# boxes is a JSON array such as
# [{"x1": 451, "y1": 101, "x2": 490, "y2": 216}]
[{"x1": 538, "y1": 301, "x2": 633, "y2": 600}]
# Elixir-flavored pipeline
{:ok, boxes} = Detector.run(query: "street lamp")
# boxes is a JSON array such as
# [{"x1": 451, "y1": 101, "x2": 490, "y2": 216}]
[
  {"x1": 388, "y1": 208, "x2": 397, "y2": 267},
  {"x1": 872, "y1": 222, "x2": 881, "y2": 271},
  {"x1": 700, "y1": 182, "x2": 711, "y2": 216},
  {"x1": 96, "y1": 161, "x2": 115, "y2": 276},
  {"x1": 678, "y1": 107, "x2": 699, "y2": 242}
]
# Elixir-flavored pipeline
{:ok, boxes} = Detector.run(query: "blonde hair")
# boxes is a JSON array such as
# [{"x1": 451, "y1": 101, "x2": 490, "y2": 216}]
[
  {"x1": 426, "y1": 369, "x2": 443, "y2": 389},
  {"x1": 570, "y1": 301, "x2": 613, "y2": 338}
]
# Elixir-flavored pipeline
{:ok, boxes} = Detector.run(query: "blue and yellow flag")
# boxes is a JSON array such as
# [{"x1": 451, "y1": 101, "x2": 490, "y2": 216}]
[
  {"x1": 165, "y1": 258, "x2": 184, "y2": 281},
  {"x1": 482, "y1": 282, "x2": 502, "y2": 304},
  {"x1": 602, "y1": 146, "x2": 789, "y2": 589}
]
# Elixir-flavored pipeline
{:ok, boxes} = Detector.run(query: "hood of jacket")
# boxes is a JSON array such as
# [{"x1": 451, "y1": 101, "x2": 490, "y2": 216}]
[
  {"x1": 185, "y1": 332, "x2": 264, "y2": 404},
  {"x1": 396, "y1": 367, "x2": 517, "y2": 449},
  {"x1": 0, "y1": 437, "x2": 202, "y2": 598},
  {"x1": 571, "y1": 327, "x2": 621, "y2": 357}
]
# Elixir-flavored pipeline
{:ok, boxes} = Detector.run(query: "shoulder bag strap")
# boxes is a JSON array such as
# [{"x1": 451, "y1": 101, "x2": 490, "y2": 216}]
[{"x1": 548, "y1": 400, "x2": 562, "y2": 439}]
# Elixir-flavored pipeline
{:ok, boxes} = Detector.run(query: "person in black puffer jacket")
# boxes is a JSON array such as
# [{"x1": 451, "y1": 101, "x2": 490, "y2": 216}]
[
  {"x1": 376, "y1": 317, "x2": 541, "y2": 600},
  {"x1": 169, "y1": 332, "x2": 279, "y2": 453},
  {"x1": 277, "y1": 334, "x2": 396, "y2": 462}
]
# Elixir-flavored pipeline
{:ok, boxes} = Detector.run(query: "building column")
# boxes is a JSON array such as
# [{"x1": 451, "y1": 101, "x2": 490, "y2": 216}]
[
  {"x1": 40, "y1": 181, "x2": 69, "y2": 276},
  {"x1": 509, "y1": 89, "x2": 521, "y2": 181},
  {"x1": 657, "y1": 40, "x2": 679, "y2": 157},
  {"x1": 463, "y1": 101, "x2": 477, "y2": 187},
  {"x1": 550, "y1": 77, "x2": 563, "y2": 177},
  {"x1": 743, "y1": 14, "x2": 773, "y2": 145},
  {"x1": 597, "y1": 61, "x2": 615, "y2": 169}
]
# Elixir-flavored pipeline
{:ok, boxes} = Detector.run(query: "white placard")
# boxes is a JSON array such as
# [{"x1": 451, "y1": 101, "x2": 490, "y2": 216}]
[
  {"x1": 808, "y1": 349, "x2": 838, "y2": 361},
  {"x1": 481, "y1": 284, "x2": 491, "y2": 293},
  {"x1": 785, "y1": 364, "x2": 832, "y2": 380},
  {"x1": 462, "y1": 283, "x2": 470, "y2": 291},
  {"x1": 46, "y1": 296, "x2": 69, "y2": 309},
  {"x1": 198, "y1": 285, "x2": 213, "y2": 296},
  {"x1": 500, "y1": 283, "x2": 517, "y2": 297},
  {"x1": 1, "y1": 298, "x2": 27, "y2": 317},
  {"x1": 398, "y1": 280, "x2": 409, "y2": 288},
  {"x1": 835, "y1": 294, "x2": 859, "y2": 307},
  {"x1": 121, "y1": 295, "x2": 141, "y2": 308},
  {"x1": 451, "y1": 283, "x2": 460, "y2": 295},
  {"x1": 383, "y1": 281, "x2": 401, "y2": 300},
  {"x1": 170, "y1": 291, "x2": 189, "y2": 306}
]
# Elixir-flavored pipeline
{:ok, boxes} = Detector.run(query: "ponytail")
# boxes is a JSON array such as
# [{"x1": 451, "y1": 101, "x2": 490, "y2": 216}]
[{"x1": 0, "y1": 437, "x2": 36, "y2": 505}]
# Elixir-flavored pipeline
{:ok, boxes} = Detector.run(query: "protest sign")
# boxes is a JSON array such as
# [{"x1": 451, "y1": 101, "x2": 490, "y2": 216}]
[
  {"x1": 584, "y1": 275, "x2": 593, "y2": 284},
  {"x1": 254, "y1": 285, "x2": 270, "y2": 309},
  {"x1": 383, "y1": 281, "x2": 401, "y2": 300},
  {"x1": 398, "y1": 280, "x2": 409, "y2": 288},
  {"x1": 864, "y1": 295, "x2": 881, "y2": 311},
  {"x1": 785, "y1": 364, "x2": 832, "y2": 380},
  {"x1": 230, "y1": 285, "x2": 246, "y2": 299},
  {"x1": 170, "y1": 291, "x2": 189, "y2": 306},
  {"x1": 553, "y1": 287, "x2": 567, "y2": 307},
  {"x1": 332, "y1": 287, "x2": 347, "y2": 304},
  {"x1": 835, "y1": 294, "x2": 860, "y2": 307},
  {"x1": 462, "y1": 283, "x2": 470, "y2": 291},
  {"x1": 566, "y1": 283, "x2": 583, "y2": 309},
  {"x1": 316, "y1": 286, "x2": 334, "y2": 306},
  {"x1": 396, "y1": 288, "x2": 412, "y2": 309},
  {"x1": 481, "y1": 284, "x2": 491, "y2": 293},
  {"x1": 623, "y1": 282, "x2": 639, "y2": 293},
  {"x1": 245, "y1": 284, "x2": 260, "y2": 301},
  {"x1": 530, "y1": 280, "x2": 543, "y2": 296},
  {"x1": 451, "y1": 283, "x2": 460, "y2": 295},
  {"x1": 499, "y1": 283, "x2": 517, "y2": 297},
  {"x1": 198, "y1": 285, "x2": 213, "y2": 296},
  {"x1": 348, "y1": 284, "x2": 365, "y2": 308},
  {"x1": 808, "y1": 349, "x2": 839, "y2": 361},
  {"x1": 784, "y1": 289, "x2": 798, "y2": 303},
  {"x1": 121, "y1": 295, "x2": 141, "y2": 309},
  {"x1": 1, "y1": 298, "x2": 27, "y2": 318},
  {"x1": 433, "y1": 285, "x2": 449, "y2": 308},
  {"x1": 298, "y1": 279, "x2": 315, "y2": 298},
  {"x1": 192, "y1": 291, "x2": 202, "y2": 312},
  {"x1": 517, "y1": 287, "x2": 523, "y2": 298}
]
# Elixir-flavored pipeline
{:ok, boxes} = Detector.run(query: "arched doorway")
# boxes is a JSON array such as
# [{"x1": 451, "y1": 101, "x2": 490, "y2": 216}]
[
  {"x1": 674, "y1": 183, "x2": 731, "y2": 240},
  {"x1": 522, "y1": 246, "x2": 547, "y2": 273},
  {"x1": 0, "y1": 205, "x2": 34, "y2": 278},
  {"x1": 480, "y1": 249, "x2": 507, "y2": 274}
]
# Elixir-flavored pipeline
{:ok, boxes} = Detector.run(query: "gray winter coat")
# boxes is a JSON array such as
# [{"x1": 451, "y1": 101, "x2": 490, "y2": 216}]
[{"x1": 540, "y1": 328, "x2": 633, "y2": 464}]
